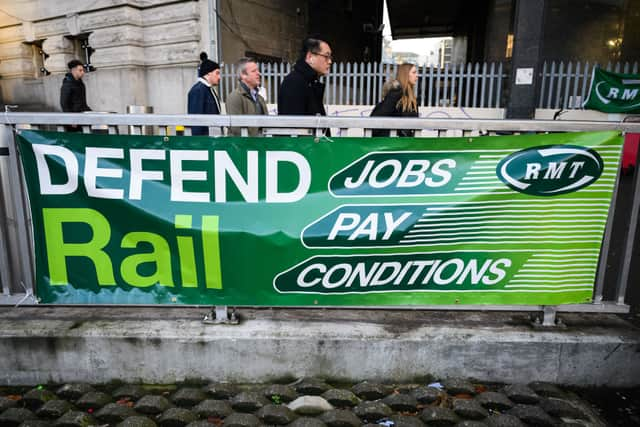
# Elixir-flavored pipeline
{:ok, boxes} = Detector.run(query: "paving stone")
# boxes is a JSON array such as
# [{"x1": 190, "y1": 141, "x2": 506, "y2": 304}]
[
  {"x1": 192, "y1": 399, "x2": 233, "y2": 419},
  {"x1": 452, "y1": 399, "x2": 488, "y2": 420},
  {"x1": 382, "y1": 393, "x2": 419, "y2": 412},
  {"x1": 475, "y1": 392, "x2": 514, "y2": 411},
  {"x1": 454, "y1": 421, "x2": 487, "y2": 427},
  {"x1": 527, "y1": 383, "x2": 565, "y2": 399},
  {"x1": 354, "y1": 400, "x2": 393, "y2": 422},
  {"x1": 53, "y1": 410, "x2": 97, "y2": 427},
  {"x1": 539, "y1": 398, "x2": 586, "y2": 419},
  {"x1": 171, "y1": 388, "x2": 207, "y2": 408},
  {"x1": 294, "y1": 379, "x2": 331, "y2": 396},
  {"x1": 0, "y1": 397, "x2": 17, "y2": 412},
  {"x1": 319, "y1": 409, "x2": 362, "y2": 427},
  {"x1": 484, "y1": 414, "x2": 525, "y2": 427},
  {"x1": 0, "y1": 408, "x2": 37, "y2": 427},
  {"x1": 442, "y1": 380, "x2": 476, "y2": 396},
  {"x1": 204, "y1": 383, "x2": 238, "y2": 400},
  {"x1": 412, "y1": 387, "x2": 443, "y2": 404},
  {"x1": 502, "y1": 385, "x2": 540, "y2": 404},
  {"x1": 184, "y1": 422, "x2": 213, "y2": 427},
  {"x1": 17, "y1": 420, "x2": 50, "y2": 427},
  {"x1": 134, "y1": 395, "x2": 172, "y2": 415},
  {"x1": 394, "y1": 384, "x2": 421, "y2": 394},
  {"x1": 506, "y1": 404, "x2": 556, "y2": 427},
  {"x1": 288, "y1": 396, "x2": 334, "y2": 415},
  {"x1": 113, "y1": 385, "x2": 147, "y2": 402},
  {"x1": 288, "y1": 417, "x2": 328, "y2": 427},
  {"x1": 352, "y1": 381, "x2": 393, "y2": 400},
  {"x1": 321, "y1": 389, "x2": 360, "y2": 408},
  {"x1": 389, "y1": 414, "x2": 426, "y2": 427},
  {"x1": 256, "y1": 404, "x2": 298, "y2": 424},
  {"x1": 230, "y1": 391, "x2": 270, "y2": 413},
  {"x1": 222, "y1": 412, "x2": 261, "y2": 427},
  {"x1": 75, "y1": 391, "x2": 112, "y2": 410},
  {"x1": 157, "y1": 407, "x2": 198, "y2": 427},
  {"x1": 56, "y1": 384, "x2": 95, "y2": 401},
  {"x1": 420, "y1": 407, "x2": 459, "y2": 426},
  {"x1": 22, "y1": 389, "x2": 57, "y2": 410},
  {"x1": 95, "y1": 402, "x2": 138, "y2": 424},
  {"x1": 117, "y1": 416, "x2": 158, "y2": 427},
  {"x1": 263, "y1": 384, "x2": 298, "y2": 404},
  {"x1": 36, "y1": 399, "x2": 73, "y2": 419}
]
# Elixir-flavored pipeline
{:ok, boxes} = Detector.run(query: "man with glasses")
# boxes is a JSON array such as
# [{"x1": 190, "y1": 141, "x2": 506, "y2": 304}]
[{"x1": 278, "y1": 36, "x2": 332, "y2": 116}]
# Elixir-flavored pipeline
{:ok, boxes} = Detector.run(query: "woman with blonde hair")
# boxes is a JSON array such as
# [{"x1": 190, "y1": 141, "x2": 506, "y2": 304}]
[{"x1": 370, "y1": 63, "x2": 419, "y2": 136}]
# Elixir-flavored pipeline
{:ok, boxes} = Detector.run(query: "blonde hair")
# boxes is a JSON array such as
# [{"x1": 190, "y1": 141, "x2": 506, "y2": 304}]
[{"x1": 395, "y1": 63, "x2": 417, "y2": 113}]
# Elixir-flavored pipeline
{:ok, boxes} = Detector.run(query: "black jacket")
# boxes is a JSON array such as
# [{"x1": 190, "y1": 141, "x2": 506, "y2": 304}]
[
  {"x1": 277, "y1": 59, "x2": 327, "y2": 116},
  {"x1": 187, "y1": 80, "x2": 221, "y2": 136},
  {"x1": 370, "y1": 81, "x2": 418, "y2": 137},
  {"x1": 60, "y1": 73, "x2": 91, "y2": 112}
]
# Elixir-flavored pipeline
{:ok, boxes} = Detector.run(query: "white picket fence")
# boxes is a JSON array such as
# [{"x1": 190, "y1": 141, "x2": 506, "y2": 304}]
[
  {"x1": 539, "y1": 60, "x2": 640, "y2": 110},
  {"x1": 219, "y1": 60, "x2": 640, "y2": 112},
  {"x1": 219, "y1": 62, "x2": 507, "y2": 108}
]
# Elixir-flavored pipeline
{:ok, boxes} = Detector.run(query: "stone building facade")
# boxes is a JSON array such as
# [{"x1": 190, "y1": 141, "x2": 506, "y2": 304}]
[{"x1": 0, "y1": 0, "x2": 308, "y2": 113}]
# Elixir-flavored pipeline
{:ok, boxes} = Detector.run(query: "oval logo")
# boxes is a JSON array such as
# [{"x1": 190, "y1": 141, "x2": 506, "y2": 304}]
[{"x1": 496, "y1": 145, "x2": 603, "y2": 196}]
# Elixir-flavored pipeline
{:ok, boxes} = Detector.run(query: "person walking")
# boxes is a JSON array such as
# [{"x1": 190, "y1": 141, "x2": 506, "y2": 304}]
[
  {"x1": 60, "y1": 59, "x2": 91, "y2": 113},
  {"x1": 277, "y1": 36, "x2": 332, "y2": 116},
  {"x1": 370, "y1": 63, "x2": 419, "y2": 137},
  {"x1": 187, "y1": 58, "x2": 222, "y2": 136},
  {"x1": 226, "y1": 57, "x2": 268, "y2": 136}
]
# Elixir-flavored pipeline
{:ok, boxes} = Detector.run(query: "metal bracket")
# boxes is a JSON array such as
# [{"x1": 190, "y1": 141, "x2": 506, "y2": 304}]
[
  {"x1": 532, "y1": 306, "x2": 565, "y2": 328},
  {"x1": 203, "y1": 306, "x2": 239, "y2": 325}
]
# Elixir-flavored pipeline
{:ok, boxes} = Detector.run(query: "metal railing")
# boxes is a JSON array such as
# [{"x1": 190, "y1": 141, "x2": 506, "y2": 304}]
[
  {"x1": 539, "y1": 60, "x2": 640, "y2": 110},
  {"x1": 1, "y1": 113, "x2": 639, "y2": 316},
  {"x1": 219, "y1": 62, "x2": 507, "y2": 108}
]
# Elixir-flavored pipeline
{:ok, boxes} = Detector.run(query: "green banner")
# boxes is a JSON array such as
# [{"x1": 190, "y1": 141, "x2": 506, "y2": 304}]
[
  {"x1": 16, "y1": 130, "x2": 623, "y2": 305},
  {"x1": 583, "y1": 67, "x2": 640, "y2": 113}
]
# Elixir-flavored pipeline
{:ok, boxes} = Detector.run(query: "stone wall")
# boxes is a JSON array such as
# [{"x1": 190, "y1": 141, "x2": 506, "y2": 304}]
[{"x1": 0, "y1": 0, "x2": 309, "y2": 113}]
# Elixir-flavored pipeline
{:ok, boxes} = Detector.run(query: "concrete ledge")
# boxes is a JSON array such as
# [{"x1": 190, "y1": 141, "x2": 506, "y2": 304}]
[{"x1": 0, "y1": 307, "x2": 639, "y2": 387}]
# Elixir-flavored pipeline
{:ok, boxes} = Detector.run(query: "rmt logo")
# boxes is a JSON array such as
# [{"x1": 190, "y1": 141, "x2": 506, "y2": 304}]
[{"x1": 497, "y1": 145, "x2": 604, "y2": 196}]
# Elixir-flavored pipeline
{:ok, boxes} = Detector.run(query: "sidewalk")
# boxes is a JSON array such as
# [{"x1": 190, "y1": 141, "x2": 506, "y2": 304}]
[{"x1": 0, "y1": 377, "x2": 614, "y2": 427}]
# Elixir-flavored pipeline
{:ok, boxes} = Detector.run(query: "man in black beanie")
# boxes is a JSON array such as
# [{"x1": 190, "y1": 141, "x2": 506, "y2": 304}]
[{"x1": 187, "y1": 57, "x2": 221, "y2": 135}]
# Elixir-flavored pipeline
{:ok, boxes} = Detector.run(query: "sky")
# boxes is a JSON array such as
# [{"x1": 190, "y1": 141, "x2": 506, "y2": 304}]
[{"x1": 382, "y1": 0, "x2": 450, "y2": 65}]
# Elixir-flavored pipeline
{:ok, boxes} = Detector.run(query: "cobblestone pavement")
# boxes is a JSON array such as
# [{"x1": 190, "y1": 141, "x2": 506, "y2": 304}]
[{"x1": 0, "y1": 378, "x2": 624, "y2": 427}]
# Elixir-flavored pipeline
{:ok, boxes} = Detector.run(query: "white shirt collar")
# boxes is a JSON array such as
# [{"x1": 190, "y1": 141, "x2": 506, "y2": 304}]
[{"x1": 198, "y1": 77, "x2": 212, "y2": 87}]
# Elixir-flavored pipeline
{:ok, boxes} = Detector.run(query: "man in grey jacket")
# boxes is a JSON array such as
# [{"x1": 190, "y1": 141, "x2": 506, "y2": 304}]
[{"x1": 226, "y1": 57, "x2": 268, "y2": 136}]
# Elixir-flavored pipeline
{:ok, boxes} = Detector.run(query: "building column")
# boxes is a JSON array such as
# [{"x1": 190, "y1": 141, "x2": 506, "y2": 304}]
[
  {"x1": 506, "y1": 0, "x2": 547, "y2": 119},
  {"x1": 42, "y1": 36, "x2": 76, "y2": 74}
]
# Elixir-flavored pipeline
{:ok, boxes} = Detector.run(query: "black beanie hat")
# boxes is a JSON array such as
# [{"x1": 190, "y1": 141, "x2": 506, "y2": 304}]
[{"x1": 199, "y1": 59, "x2": 220, "y2": 77}]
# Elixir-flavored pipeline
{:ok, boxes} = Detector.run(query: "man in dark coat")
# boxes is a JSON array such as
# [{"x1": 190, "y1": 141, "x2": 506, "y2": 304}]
[
  {"x1": 60, "y1": 59, "x2": 91, "y2": 112},
  {"x1": 187, "y1": 58, "x2": 221, "y2": 136},
  {"x1": 278, "y1": 36, "x2": 332, "y2": 117}
]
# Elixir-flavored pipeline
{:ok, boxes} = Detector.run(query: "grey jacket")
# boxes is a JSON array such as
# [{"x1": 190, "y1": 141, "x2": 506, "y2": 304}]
[{"x1": 226, "y1": 83, "x2": 268, "y2": 136}]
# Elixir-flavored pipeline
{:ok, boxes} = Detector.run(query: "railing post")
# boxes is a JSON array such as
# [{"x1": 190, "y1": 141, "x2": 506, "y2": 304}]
[
  {"x1": 1, "y1": 124, "x2": 35, "y2": 299},
  {"x1": 616, "y1": 134, "x2": 640, "y2": 304},
  {"x1": 0, "y1": 132, "x2": 13, "y2": 297}
]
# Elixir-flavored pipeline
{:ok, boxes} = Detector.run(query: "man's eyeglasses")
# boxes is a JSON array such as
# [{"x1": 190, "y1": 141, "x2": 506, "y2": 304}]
[{"x1": 313, "y1": 52, "x2": 333, "y2": 61}]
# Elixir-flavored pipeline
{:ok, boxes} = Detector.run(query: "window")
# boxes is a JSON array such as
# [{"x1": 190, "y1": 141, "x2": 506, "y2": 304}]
[{"x1": 66, "y1": 33, "x2": 95, "y2": 71}]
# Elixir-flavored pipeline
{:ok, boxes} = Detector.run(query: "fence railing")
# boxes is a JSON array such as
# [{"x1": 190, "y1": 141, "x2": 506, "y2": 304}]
[
  {"x1": 1, "y1": 114, "x2": 639, "y2": 316},
  {"x1": 219, "y1": 62, "x2": 507, "y2": 109},
  {"x1": 219, "y1": 60, "x2": 640, "y2": 113},
  {"x1": 539, "y1": 60, "x2": 640, "y2": 110}
]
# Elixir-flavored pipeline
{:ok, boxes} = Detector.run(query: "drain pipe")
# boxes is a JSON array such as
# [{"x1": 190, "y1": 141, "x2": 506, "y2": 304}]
[{"x1": 209, "y1": 0, "x2": 222, "y2": 62}]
